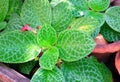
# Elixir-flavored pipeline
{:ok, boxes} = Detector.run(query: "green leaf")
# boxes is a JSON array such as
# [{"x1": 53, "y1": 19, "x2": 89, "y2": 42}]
[
  {"x1": 52, "y1": 2, "x2": 73, "y2": 32},
  {"x1": 5, "y1": 13, "x2": 23, "y2": 31},
  {"x1": 69, "y1": 17, "x2": 99, "y2": 35},
  {"x1": 0, "y1": 0, "x2": 9, "y2": 22},
  {"x1": 57, "y1": 30, "x2": 96, "y2": 62},
  {"x1": 0, "y1": 22, "x2": 7, "y2": 30},
  {"x1": 0, "y1": 30, "x2": 40, "y2": 63},
  {"x1": 16, "y1": 60, "x2": 36, "y2": 74},
  {"x1": 100, "y1": 23, "x2": 120, "y2": 42},
  {"x1": 21, "y1": 0, "x2": 51, "y2": 28},
  {"x1": 37, "y1": 25, "x2": 57, "y2": 47},
  {"x1": 88, "y1": 0, "x2": 110, "y2": 11},
  {"x1": 105, "y1": 6, "x2": 120, "y2": 32},
  {"x1": 31, "y1": 67, "x2": 65, "y2": 82},
  {"x1": 6, "y1": 0, "x2": 23, "y2": 20},
  {"x1": 61, "y1": 57, "x2": 112, "y2": 82},
  {"x1": 89, "y1": 56, "x2": 112, "y2": 82},
  {"x1": 84, "y1": 11, "x2": 105, "y2": 38},
  {"x1": 39, "y1": 47, "x2": 59, "y2": 70},
  {"x1": 68, "y1": 0, "x2": 88, "y2": 11}
]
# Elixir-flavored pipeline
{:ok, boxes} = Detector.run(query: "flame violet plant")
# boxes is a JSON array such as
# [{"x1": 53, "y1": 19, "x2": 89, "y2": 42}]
[{"x1": 1, "y1": 0, "x2": 120, "y2": 81}]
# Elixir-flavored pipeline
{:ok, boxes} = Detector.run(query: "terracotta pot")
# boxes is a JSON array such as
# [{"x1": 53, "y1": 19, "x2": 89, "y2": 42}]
[{"x1": 0, "y1": 63, "x2": 30, "y2": 82}]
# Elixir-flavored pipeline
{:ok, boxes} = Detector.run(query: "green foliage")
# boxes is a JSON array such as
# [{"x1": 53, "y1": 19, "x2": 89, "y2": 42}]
[
  {"x1": 88, "y1": 0, "x2": 110, "y2": 11},
  {"x1": 100, "y1": 23, "x2": 120, "y2": 42},
  {"x1": 37, "y1": 25, "x2": 57, "y2": 47},
  {"x1": 61, "y1": 57, "x2": 112, "y2": 82},
  {"x1": 0, "y1": 0, "x2": 115, "y2": 82},
  {"x1": 57, "y1": 30, "x2": 95, "y2": 62},
  {"x1": 0, "y1": 22, "x2": 7, "y2": 30},
  {"x1": 21, "y1": 0, "x2": 51, "y2": 28},
  {"x1": 39, "y1": 47, "x2": 59, "y2": 70},
  {"x1": 0, "y1": 30, "x2": 40, "y2": 63},
  {"x1": 105, "y1": 6, "x2": 120, "y2": 32},
  {"x1": 31, "y1": 67, "x2": 65, "y2": 82}
]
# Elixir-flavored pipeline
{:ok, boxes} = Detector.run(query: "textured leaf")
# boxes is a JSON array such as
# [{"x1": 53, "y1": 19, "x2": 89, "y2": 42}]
[
  {"x1": 0, "y1": 30, "x2": 40, "y2": 63},
  {"x1": 5, "y1": 13, "x2": 23, "y2": 31},
  {"x1": 88, "y1": 0, "x2": 110, "y2": 11},
  {"x1": 39, "y1": 47, "x2": 59, "y2": 70},
  {"x1": 6, "y1": 0, "x2": 23, "y2": 20},
  {"x1": 100, "y1": 23, "x2": 120, "y2": 42},
  {"x1": 69, "y1": 17, "x2": 99, "y2": 35},
  {"x1": 84, "y1": 11, "x2": 105, "y2": 38},
  {"x1": 21, "y1": 0, "x2": 51, "y2": 28},
  {"x1": 68, "y1": 0, "x2": 88, "y2": 11},
  {"x1": 52, "y1": 2, "x2": 73, "y2": 32},
  {"x1": 16, "y1": 60, "x2": 36, "y2": 74},
  {"x1": 31, "y1": 67, "x2": 65, "y2": 82},
  {"x1": 0, "y1": 0, "x2": 9, "y2": 21},
  {"x1": 50, "y1": 0, "x2": 63, "y2": 7},
  {"x1": 105, "y1": 6, "x2": 120, "y2": 32},
  {"x1": 37, "y1": 25, "x2": 57, "y2": 47},
  {"x1": 0, "y1": 22, "x2": 7, "y2": 30},
  {"x1": 61, "y1": 57, "x2": 112, "y2": 82},
  {"x1": 57, "y1": 30, "x2": 96, "y2": 62},
  {"x1": 89, "y1": 56, "x2": 112, "y2": 82}
]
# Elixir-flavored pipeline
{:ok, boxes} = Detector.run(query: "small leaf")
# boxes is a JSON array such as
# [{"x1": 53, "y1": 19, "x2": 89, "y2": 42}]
[
  {"x1": 31, "y1": 67, "x2": 65, "y2": 82},
  {"x1": 57, "y1": 30, "x2": 96, "y2": 62},
  {"x1": 88, "y1": 0, "x2": 110, "y2": 11},
  {"x1": 16, "y1": 60, "x2": 36, "y2": 74},
  {"x1": 69, "y1": 17, "x2": 99, "y2": 35},
  {"x1": 37, "y1": 25, "x2": 57, "y2": 47},
  {"x1": 0, "y1": 30, "x2": 40, "y2": 63},
  {"x1": 100, "y1": 23, "x2": 120, "y2": 42},
  {"x1": 21, "y1": 0, "x2": 51, "y2": 28},
  {"x1": 0, "y1": 0, "x2": 9, "y2": 22},
  {"x1": 105, "y1": 6, "x2": 120, "y2": 32},
  {"x1": 39, "y1": 47, "x2": 59, "y2": 70},
  {"x1": 0, "y1": 22, "x2": 7, "y2": 30},
  {"x1": 61, "y1": 57, "x2": 112, "y2": 82},
  {"x1": 52, "y1": 2, "x2": 73, "y2": 32}
]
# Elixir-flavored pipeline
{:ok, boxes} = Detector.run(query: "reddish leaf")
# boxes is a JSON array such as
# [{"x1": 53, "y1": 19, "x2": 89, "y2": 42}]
[
  {"x1": 21, "y1": 24, "x2": 33, "y2": 32},
  {"x1": 115, "y1": 51, "x2": 120, "y2": 74}
]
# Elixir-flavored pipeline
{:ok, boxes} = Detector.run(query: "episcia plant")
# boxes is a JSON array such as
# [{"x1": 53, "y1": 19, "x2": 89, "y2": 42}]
[{"x1": 1, "y1": 0, "x2": 120, "y2": 81}]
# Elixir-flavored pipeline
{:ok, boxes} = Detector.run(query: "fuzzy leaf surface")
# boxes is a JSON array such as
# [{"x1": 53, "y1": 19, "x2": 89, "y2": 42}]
[
  {"x1": 31, "y1": 67, "x2": 65, "y2": 82},
  {"x1": 39, "y1": 47, "x2": 59, "y2": 70},
  {"x1": 105, "y1": 6, "x2": 120, "y2": 32},
  {"x1": 52, "y1": 2, "x2": 73, "y2": 32},
  {"x1": 21, "y1": 0, "x2": 51, "y2": 28},
  {"x1": 57, "y1": 30, "x2": 96, "y2": 62},
  {"x1": 0, "y1": 30, "x2": 40, "y2": 63}
]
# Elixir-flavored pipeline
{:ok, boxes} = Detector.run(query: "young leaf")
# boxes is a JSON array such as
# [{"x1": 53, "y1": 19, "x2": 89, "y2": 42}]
[
  {"x1": 100, "y1": 23, "x2": 120, "y2": 42},
  {"x1": 37, "y1": 25, "x2": 57, "y2": 47},
  {"x1": 0, "y1": 30, "x2": 40, "y2": 63},
  {"x1": 39, "y1": 47, "x2": 59, "y2": 70},
  {"x1": 57, "y1": 30, "x2": 96, "y2": 62},
  {"x1": 5, "y1": 13, "x2": 23, "y2": 31},
  {"x1": 16, "y1": 60, "x2": 36, "y2": 74},
  {"x1": 61, "y1": 57, "x2": 112, "y2": 82},
  {"x1": 6, "y1": 0, "x2": 23, "y2": 20},
  {"x1": 52, "y1": 2, "x2": 73, "y2": 32},
  {"x1": 21, "y1": 0, "x2": 51, "y2": 28},
  {"x1": 0, "y1": 22, "x2": 7, "y2": 30},
  {"x1": 31, "y1": 67, "x2": 65, "y2": 82},
  {"x1": 69, "y1": 17, "x2": 99, "y2": 35},
  {"x1": 0, "y1": 0, "x2": 9, "y2": 22},
  {"x1": 105, "y1": 6, "x2": 120, "y2": 32},
  {"x1": 88, "y1": 0, "x2": 110, "y2": 11}
]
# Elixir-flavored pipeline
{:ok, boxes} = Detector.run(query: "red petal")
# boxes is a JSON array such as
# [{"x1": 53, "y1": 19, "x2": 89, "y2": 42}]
[{"x1": 21, "y1": 24, "x2": 33, "y2": 32}]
